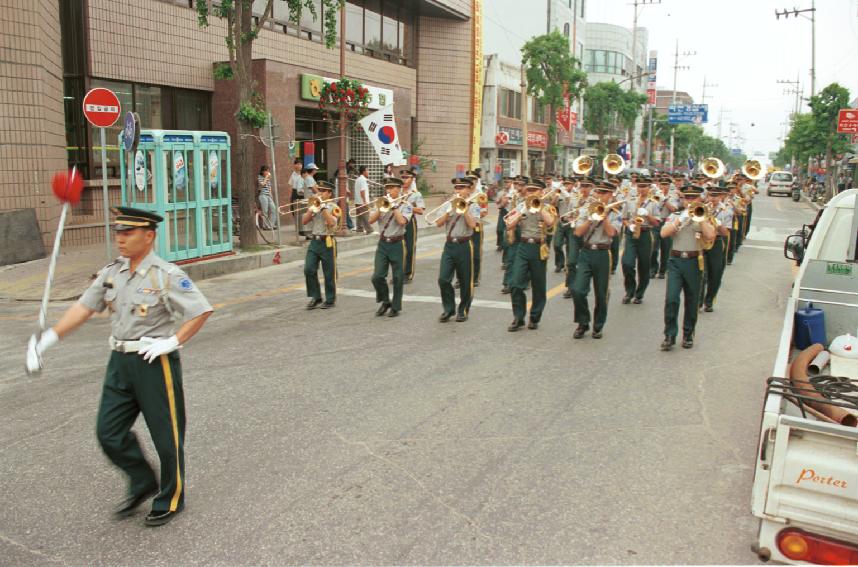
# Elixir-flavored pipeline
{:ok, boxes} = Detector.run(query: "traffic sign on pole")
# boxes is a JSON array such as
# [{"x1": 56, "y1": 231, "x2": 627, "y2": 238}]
[{"x1": 83, "y1": 87, "x2": 121, "y2": 261}]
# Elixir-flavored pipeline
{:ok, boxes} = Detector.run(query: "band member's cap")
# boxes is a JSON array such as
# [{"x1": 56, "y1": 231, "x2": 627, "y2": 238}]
[
  {"x1": 593, "y1": 181, "x2": 615, "y2": 192},
  {"x1": 399, "y1": 168, "x2": 416, "y2": 177},
  {"x1": 112, "y1": 206, "x2": 163, "y2": 231},
  {"x1": 383, "y1": 177, "x2": 404, "y2": 188},
  {"x1": 635, "y1": 176, "x2": 653, "y2": 184},
  {"x1": 514, "y1": 175, "x2": 530, "y2": 184},
  {"x1": 525, "y1": 179, "x2": 546, "y2": 190},
  {"x1": 451, "y1": 177, "x2": 473, "y2": 188},
  {"x1": 680, "y1": 184, "x2": 706, "y2": 195},
  {"x1": 708, "y1": 186, "x2": 730, "y2": 194},
  {"x1": 316, "y1": 180, "x2": 335, "y2": 192}
]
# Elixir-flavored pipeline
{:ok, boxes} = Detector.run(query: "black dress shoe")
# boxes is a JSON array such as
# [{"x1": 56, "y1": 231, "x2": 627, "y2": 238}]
[
  {"x1": 563, "y1": 288, "x2": 573, "y2": 299},
  {"x1": 633, "y1": 297, "x2": 642, "y2": 304},
  {"x1": 591, "y1": 328, "x2": 603, "y2": 339},
  {"x1": 375, "y1": 302, "x2": 391, "y2": 317},
  {"x1": 387, "y1": 308, "x2": 400, "y2": 318},
  {"x1": 527, "y1": 320, "x2": 538, "y2": 330},
  {"x1": 144, "y1": 508, "x2": 182, "y2": 527},
  {"x1": 704, "y1": 305, "x2": 713, "y2": 312},
  {"x1": 573, "y1": 325, "x2": 588, "y2": 339},
  {"x1": 306, "y1": 298, "x2": 323, "y2": 310},
  {"x1": 660, "y1": 336, "x2": 675, "y2": 351},
  {"x1": 455, "y1": 313, "x2": 468, "y2": 322},
  {"x1": 507, "y1": 320, "x2": 525, "y2": 332},
  {"x1": 320, "y1": 301, "x2": 336, "y2": 309},
  {"x1": 500, "y1": 286, "x2": 511, "y2": 294},
  {"x1": 682, "y1": 336, "x2": 694, "y2": 349},
  {"x1": 438, "y1": 312, "x2": 454, "y2": 322},
  {"x1": 622, "y1": 295, "x2": 632, "y2": 304},
  {"x1": 114, "y1": 485, "x2": 158, "y2": 519}
]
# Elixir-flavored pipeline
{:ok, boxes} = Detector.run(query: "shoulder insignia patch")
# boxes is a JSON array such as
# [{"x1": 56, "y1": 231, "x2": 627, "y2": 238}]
[{"x1": 179, "y1": 278, "x2": 194, "y2": 291}]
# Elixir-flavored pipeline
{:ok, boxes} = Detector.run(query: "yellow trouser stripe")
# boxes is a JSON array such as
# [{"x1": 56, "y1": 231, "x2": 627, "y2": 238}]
[
  {"x1": 159, "y1": 354, "x2": 183, "y2": 512},
  {"x1": 468, "y1": 240, "x2": 474, "y2": 313}
]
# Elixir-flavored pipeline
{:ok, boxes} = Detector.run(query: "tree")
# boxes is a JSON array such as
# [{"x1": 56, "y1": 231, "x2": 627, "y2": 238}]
[
  {"x1": 583, "y1": 81, "x2": 647, "y2": 157},
  {"x1": 520, "y1": 31, "x2": 587, "y2": 173},
  {"x1": 808, "y1": 83, "x2": 851, "y2": 199},
  {"x1": 196, "y1": 0, "x2": 341, "y2": 247}
]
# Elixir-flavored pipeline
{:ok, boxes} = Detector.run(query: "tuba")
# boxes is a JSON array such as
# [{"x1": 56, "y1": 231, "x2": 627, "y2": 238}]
[
  {"x1": 701, "y1": 157, "x2": 726, "y2": 179},
  {"x1": 741, "y1": 159, "x2": 765, "y2": 181},
  {"x1": 602, "y1": 153, "x2": 626, "y2": 176},
  {"x1": 572, "y1": 155, "x2": 594, "y2": 176}
]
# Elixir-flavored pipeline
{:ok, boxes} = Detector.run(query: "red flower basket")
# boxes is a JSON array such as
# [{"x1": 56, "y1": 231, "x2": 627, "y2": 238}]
[{"x1": 318, "y1": 78, "x2": 372, "y2": 127}]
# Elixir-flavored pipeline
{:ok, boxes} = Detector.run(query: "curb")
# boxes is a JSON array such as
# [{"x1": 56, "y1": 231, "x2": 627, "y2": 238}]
[{"x1": 183, "y1": 224, "x2": 444, "y2": 282}]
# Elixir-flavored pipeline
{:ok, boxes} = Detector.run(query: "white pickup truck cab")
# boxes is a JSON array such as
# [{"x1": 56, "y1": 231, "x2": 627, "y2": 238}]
[{"x1": 751, "y1": 189, "x2": 858, "y2": 564}]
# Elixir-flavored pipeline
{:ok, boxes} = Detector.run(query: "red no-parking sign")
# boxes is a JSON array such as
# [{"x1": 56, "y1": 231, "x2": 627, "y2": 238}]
[{"x1": 83, "y1": 88, "x2": 121, "y2": 128}]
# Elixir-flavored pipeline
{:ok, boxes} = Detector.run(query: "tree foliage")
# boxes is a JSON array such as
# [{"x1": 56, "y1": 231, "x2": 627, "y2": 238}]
[
  {"x1": 195, "y1": 0, "x2": 342, "y2": 247},
  {"x1": 520, "y1": 31, "x2": 587, "y2": 172},
  {"x1": 582, "y1": 81, "x2": 647, "y2": 155}
]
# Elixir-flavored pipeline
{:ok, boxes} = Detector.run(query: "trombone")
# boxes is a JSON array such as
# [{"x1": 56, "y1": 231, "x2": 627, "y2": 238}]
[
  {"x1": 587, "y1": 198, "x2": 630, "y2": 222},
  {"x1": 502, "y1": 195, "x2": 544, "y2": 225},
  {"x1": 278, "y1": 196, "x2": 338, "y2": 216}
]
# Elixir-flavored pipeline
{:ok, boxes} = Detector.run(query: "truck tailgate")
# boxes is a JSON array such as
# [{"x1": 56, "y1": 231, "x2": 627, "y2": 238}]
[{"x1": 766, "y1": 414, "x2": 858, "y2": 536}]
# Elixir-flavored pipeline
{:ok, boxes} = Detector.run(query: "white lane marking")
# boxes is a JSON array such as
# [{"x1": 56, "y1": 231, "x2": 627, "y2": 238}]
[
  {"x1": 745, "y1": 226, "x2": 794, "y2": 243},
  {"x1": 751, "y1": 216, "x2": 798, "y2": 222},
  {"x1": 741, "y1": 244, "x2": 782, "y2": 251},
  {"x1": 336, "y1": 288, "x2": 512, "y2": 310}
]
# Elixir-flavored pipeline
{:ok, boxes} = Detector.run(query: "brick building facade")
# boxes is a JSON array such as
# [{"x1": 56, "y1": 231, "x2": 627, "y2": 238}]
[{"x1": 0, "y1": 0, "x2": 478, "y2": 257}]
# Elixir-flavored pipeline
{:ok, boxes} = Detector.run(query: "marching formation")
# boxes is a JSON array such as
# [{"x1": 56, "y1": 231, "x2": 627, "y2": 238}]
[{"x1": 292, "y1": 155, "x2": 760, "y2": 352}]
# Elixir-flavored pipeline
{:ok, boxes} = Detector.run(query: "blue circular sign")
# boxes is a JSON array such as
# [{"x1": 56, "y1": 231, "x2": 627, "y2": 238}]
[{"x1": 122, "y1": 111, "x2": 140, "y2": 152}]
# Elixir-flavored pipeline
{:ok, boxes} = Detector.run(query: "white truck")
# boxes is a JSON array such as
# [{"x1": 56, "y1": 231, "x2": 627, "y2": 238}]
[{"x1": 751, "y1": 189, "x2": 858, "y2": 564}]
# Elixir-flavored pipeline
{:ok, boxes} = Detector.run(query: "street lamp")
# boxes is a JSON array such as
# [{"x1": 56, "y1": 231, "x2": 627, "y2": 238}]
[{"x1": 775, "y1": 3, "x2": 816, "y2": 98}]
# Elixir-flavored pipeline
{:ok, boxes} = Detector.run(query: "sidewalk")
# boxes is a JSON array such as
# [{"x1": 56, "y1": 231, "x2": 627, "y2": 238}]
[{"x1": 0, "y1": 193, "x2": 459, "y2": 302}]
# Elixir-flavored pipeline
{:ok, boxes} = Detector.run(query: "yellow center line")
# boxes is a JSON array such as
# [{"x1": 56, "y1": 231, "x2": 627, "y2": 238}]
[{"x1": 526, "y1": 282, "x2": 566, "y2": 310}]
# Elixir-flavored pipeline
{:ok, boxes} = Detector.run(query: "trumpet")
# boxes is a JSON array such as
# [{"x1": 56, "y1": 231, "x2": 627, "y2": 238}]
[
  {"x1": 648, "y1": 192, "x2": 665, "y2": 204},
  {"x1": 588, "y1": 199, "x2": 628, "y2": 222}
]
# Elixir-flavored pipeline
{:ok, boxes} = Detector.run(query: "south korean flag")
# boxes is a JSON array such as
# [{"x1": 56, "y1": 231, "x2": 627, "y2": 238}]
[{"x1": 359, "y1": 104, "x2": 405, "y2": 166}]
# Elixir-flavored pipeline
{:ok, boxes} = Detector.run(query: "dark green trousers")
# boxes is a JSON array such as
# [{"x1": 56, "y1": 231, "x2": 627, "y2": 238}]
[
  {"x1": 702, "y1": 236, "x2": 726, "y2": 308},
  {"x1": 553, "y1": 224, "x2": 567, "y2": 270},
  {"x1": 572, "y1": 247, "x2": 611, "y2": 329},
  {"x1": 610, "y1": 234, "x2": 620, "y2": 271},
  {"x1": 471, "y1": 222, "x2": 484, "y2": 283},
  {"x1": 650, "y1": 229, "x2": 671, "y2": 276},
  {"x1": 96, "y1": 351, "x2": 185, "y2": 514},
  {"x1": 304, "y1": 238, "x2": 336, "y2": 303},
  {"x1": 744, "y1": 202, "x2": 753, "y2": 237},
  {"x1": 566, "y1": 233, "x2": 581, "y2": 289},
  {"x1": 736, "y1": 214, "x2": 745, "y2": 249},
  {"x1": 502, "y1": 241, "x2": 518, "y2": 287},
  {"x1": 621, "y1": 228, "x2": 653, "y2": 299},
  {"x1": 728, "y1": 226, "x2": 738, "y2": 263},
  {"x1": 404, "y1": 216, "x2": 418, "y2": 280},
  {"x1": 372, "y1": 239, "x2": 406, "y2": 310},
  {"x1": 496, "y1": 207, "x2": 508, "y2": 248},
  {"x1": 509, "y1": 241, "x2": 547, "y2": 323},
  {"x1": 663, "y1": 256, "x2": 702, "y2": 339},
  {"x1": 438, "y1": 240, "x2": 474, "y2": 316}
]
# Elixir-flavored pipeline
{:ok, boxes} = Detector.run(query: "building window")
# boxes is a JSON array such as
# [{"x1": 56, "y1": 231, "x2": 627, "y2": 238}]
[
  {"x1": 585, "y1": 49, "x2": 626, "y2": 75},
  {"x1": 563, "y1": 23, "x2": 570, "y2": 37},
  {"x1": 531, "y1": 100, "x2": 546, "y2": 124},
  {"x1": 499, "y1": 88, "x2": 522, "y2": 120}
]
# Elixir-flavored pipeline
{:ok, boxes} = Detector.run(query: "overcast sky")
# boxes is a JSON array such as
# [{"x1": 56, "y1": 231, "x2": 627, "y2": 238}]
[{"x1": 484, "y1": 0, "x2": 858, "y2": 158}]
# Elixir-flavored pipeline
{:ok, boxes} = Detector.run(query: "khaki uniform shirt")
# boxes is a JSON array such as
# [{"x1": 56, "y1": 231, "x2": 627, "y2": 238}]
[
  {"x1": 79, "y1": 252, "x2": 213, "y2": 340},
  {"x1": 666, "y1": 212, "x2": 702, "y2": 252},
  {"x1": 444, "y1": 202, "x2": 481, "y2": 239},
  {"x1": 377, "y1": 202, "x2": 414, "y2": 238},
  {"x1": 622, "y1": 198, "x2": 659, "y2": 228},
  {"x1": 404, "y1": 187, "x2": 425, "y2": 209},
  {"x1": 575, "y1": 208, "x2": 622, "y2": 246},
  {"x1": 715, "y1": 203, "x2": 734, "y2": 230},
  {"x1": 514, "y1": 202, "x2": 546, "y2": 240},
  {"x1": 309, "y1": 202, "x2": 337, "y2": 236}
]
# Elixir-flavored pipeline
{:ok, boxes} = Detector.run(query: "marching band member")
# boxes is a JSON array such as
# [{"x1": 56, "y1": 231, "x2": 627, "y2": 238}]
[
  {"x1": 650, "y1": 175, "x2": 676, "y2": 279},
  {"x1": 501, "y1": 176, "x2": 528, "y2": 295},
  {"x1": 496, "y1": 176, "x2": 515, "y2": 251},
  {"x1": 562, "y1": 176, "x2": 593, "y2": 299},
  {"x1": 620, "y1": 177, "x2": 661, "y2": 305},
  {"x1": 572, "y1": 181, "x2": 622, "y2": 339},
  {"x1": 435, "y1": 178, "x2": 481, "y2": 322},
  {"x1": 701, "y1": 185, "x2": 733, "y2": 313},
  {"x1": 727, "y1": 180, "x2": 746, "y2": 264},
  {"x1": 608, "y1": 177, "x2": 626, "y2": 274},
  {"x1": 551, "y1": 177, "x2": 574, "y2": 273},
  {"x1": 302, "y1": 181, "x2": 340, "y2": 309},
  {"x1": 505, "y1": 179, "x2": 556, "y2": 331},
  {"x1": 369, "y1": 178, "x2": 413, "y2": 318},
  {"x1": 467, "y1": 173, "x2": 489, "y2": 287},
  {"x1": 659, "y1": 185, "x2": 716, "y2": 351},
  {"x1": 400, "y1": 168, "x2": 424, "y2": 283}
]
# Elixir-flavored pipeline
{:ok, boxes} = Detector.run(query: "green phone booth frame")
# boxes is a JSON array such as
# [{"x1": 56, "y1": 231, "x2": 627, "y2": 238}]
[{"x1": 119, "y1": 130, "x2": 233, "y2": 262}]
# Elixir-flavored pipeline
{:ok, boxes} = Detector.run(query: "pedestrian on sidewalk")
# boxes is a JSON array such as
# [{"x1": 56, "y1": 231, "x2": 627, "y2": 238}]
[
  {"x1": 25, "y1": 207, "x2": 213, "y2": 527},
  {"x1": 354, "y1": 165, "x2": 373, "y2": 234},
  {"x1": 288, "y1": 158, "x2": 304, "y2": 218},
  {"x1": 257, "y1": 165, "x2": 277, "y2": 229}
]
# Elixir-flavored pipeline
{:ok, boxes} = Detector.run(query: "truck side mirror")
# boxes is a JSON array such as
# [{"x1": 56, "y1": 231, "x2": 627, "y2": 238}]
[{"x1": 784, "y1": 233, "x2": 805, "y2": 263}]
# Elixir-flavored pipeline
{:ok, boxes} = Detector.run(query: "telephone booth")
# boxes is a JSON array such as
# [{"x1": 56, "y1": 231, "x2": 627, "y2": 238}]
[{"x1": 119, "y1": 130, "x2": 232, "y2": 262}]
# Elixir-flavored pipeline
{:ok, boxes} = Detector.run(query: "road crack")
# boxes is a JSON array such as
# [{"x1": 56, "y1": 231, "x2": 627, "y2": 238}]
[{"x1": 0, "y1": 533, "x2": 66, "y2": 564}]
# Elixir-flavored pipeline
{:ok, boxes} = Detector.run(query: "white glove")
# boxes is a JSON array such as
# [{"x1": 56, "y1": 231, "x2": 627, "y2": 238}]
[
  {"x1": 25, "y1": 328, "x2": 59, "y2": 374},
  {"x1": 636, "y1": 207, "x2": 648, "y2": 217},
  {"x1": 138, "y1": 335, "x2": 180, "y2": 363}
]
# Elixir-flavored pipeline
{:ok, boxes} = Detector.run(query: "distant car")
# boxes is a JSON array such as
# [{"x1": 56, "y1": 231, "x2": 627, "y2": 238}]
[{"x1": 766, "y1": 171, "x2": 794, "y2": 197}]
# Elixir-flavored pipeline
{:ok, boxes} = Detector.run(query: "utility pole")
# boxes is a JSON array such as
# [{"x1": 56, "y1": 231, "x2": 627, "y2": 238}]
[
  {"x1": 521, "y1": 64, "x2": 529, "y2": 177},
  {"x1": 628, "y1": 0, "x2": 661, "y2": 165},
  {"x1": 668, "y1": 39, "x2": 695, "y2": 172},
  {"x1": 701, "y1": 76, "x2": 718, "y2": 104},
  {"x1": 547, "y1": 0, "x2": 552, "y2": 33},
  {"x1": 777, "y1": 76, "x2": 801, "y2": 121},
  {"x1": 775, "y1": 2, "x2": 817, "y2": 98},
  {"x1": 264, "y1": 111, "x2": 282, "y2": 246}
]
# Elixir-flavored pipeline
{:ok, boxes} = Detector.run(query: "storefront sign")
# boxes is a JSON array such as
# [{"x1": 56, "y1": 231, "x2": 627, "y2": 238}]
[
  {"x1": 498, "y1": 126, "x2": 548, "y2": 149},
  {"x1": 301, "y1": 74, "x2": 393, "y2": 110},
  {"x1": 470, "y1": 0, "x2": 483, "y2": 169}
]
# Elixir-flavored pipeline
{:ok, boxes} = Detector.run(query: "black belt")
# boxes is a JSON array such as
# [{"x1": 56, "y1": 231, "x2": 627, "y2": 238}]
[
  {"x1": 585, "y1": 243, "x2": 610, "y2": 250},
  {"x1": 309, "y1": 235, "x2": 330, "y2": 241},
  {"x1": 628, "y1": 226, "x2": 651, "y2": 233},
  {"x1": 671, "y1": 250, "x2": 700, "y2": 258},
  {"x1": 518, "y1": 237, "x2": 545, "y2": 244},
  {"x1": 447, "y1": 237, "x2": 470, "y2": 243},
  {"x1": 380, "y1": 236, "x2": 404, "y2": 243}
]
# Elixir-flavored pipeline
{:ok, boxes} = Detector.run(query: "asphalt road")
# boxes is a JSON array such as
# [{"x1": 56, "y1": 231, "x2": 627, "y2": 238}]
[{"x1": 0, "y1": 193, "x2": 816, "y2": 566}]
